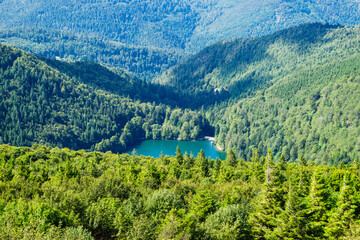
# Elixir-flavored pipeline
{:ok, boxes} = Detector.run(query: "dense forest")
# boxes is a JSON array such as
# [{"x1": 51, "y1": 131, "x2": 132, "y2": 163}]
[
  {"x1": 0, "y1": 27, "x2": 185, "y2": 80},
  {"x1": 1, "y1": 24, "x2": 360, "y2": 165},
  {"x1": 0, "y1": 43, "x2": 212, "y2": 152},
  {"x1": 1, "y1": 144, "x2": 360, "y2": 239},
  {"x1": 1, "y1": 0, "x2": 360, "y2": 52},
  {"x1": 159, "y1": 24, "x2": 349, "y2": 102},
  {"x1": 2, "y1": 3, "x2": 360, "y2": 239},
  {"x1": 159, "y1": 23, "x2": 360, "y2": 164}
]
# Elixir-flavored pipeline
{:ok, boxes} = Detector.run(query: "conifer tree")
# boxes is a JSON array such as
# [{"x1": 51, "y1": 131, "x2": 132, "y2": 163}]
[
  {"x1": 276, "y1": 154, "x2": 287, "y2": 185},
  {"x1": 175, "y1": 146, "x2": 183, "y2": 166},
  {"x1": 251, "y1": 148, "x2": 260, "y2": 163},
  {"x1": 218, "y1": 165, "x2": 233, "y2": 183},
  {"x1": 278, "y1": 154, "x2": 287, "y2": 171},
  {"x1": 275, "y1": 179, "x2": 308, "y2": 239},
  {"x1": 265, "y1": 150, "x2": 276, "y2": 185},
  {"x1": 298, "y1": 156, "x2": 311, "y2": 197},
  {"x1": 160, "y1": 151, "x2": 164, "y2": 159},
  {"x1": 18, "y1": 159, "x2": 30, "y2": 180},
  {"x1": 214, "y1": 158, "x2": 221, "y2": 173},
  {"x1": 305, "y1": 170, "x2": 328, "y2": 238},
  {"x1": 298, "y1": 155, "x2": 307, "y2": 166},
  {"x1": 195, "y1": 149, "x2": 209, "y2": 177},
  {"x1": 325, "y1": 174, "x2": 357, "y2": 238},
  {"x1": 350, "y1": 158, "x2": 360, "y2": 174},
  {"x1": 182, "y1": 151, "x2": 193, "y2": 169},
  {"x1": 339, "y1": 160, "x2": 345, "y2": 169},
  {"x1": 250, "y1": 149, "x2": 284, "y2": 239},
  {"x1": 250, "y1": 148, "x2": 264, "y2": 182},
  {"x1": 225, "y1": 149, "x2": 237, "y2": 167}
]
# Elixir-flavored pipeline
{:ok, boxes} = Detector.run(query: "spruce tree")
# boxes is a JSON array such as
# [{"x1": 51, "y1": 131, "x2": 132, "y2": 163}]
[
  {"x1": 195, "y1": 149, "x2": 209, "y2": 177},
  {"x1": 325, "y1": 174, "x2": 357, "y2": 238},
  {"x1": 225, "y1": 149, "x2": 237, "y2": 167},
  {"x1": 250, "y1": 149, "x2": 284, "y2": 239},
  {"x1": 305, "y1": 170, "x2": 328, "y2": 238},
  {"x1": 298, "y1": 157, "x2": 311, "y2": 197},
  {"x1": 250, "y1": 148, "x2": 264, "y2": 182},
  {"x1": 278, "y1": 154, "x2": 287, "y2": 171},
  {"x1": 175, "y1": 145, "x2": 183, "y2": 166},
  {"x1": 350, "y1": 158, "x2": 360, "y2": 174},
  {"x1": 298, "y1": 155, "x2": 307, "y2": 166},
  {"x1": 182, "y1": 151, "x2": 193, "y2": 169},
  {"x1": 275, "y1": 179, "x2": 308, "y2": 239}
]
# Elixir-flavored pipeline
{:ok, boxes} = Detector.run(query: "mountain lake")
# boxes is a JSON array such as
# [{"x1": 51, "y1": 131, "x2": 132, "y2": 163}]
[{"x1": 125, "y1": 139, "x2": 227, "y2": 160}]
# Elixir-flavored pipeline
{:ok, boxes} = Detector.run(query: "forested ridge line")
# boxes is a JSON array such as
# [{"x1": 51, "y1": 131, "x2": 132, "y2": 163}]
[
  {"x1": 2, "y1": 0, "x2": 360, "y2": 52},
  {"x1": 0, "y1": 144, "x2": 360, "y2": 239},
  {"x1": 0, "y1": 43, "x2": 213, "y2": 153},
  {"x1": 0, "y1": 27, "x2": 186, "y2": 80},
  {"x1": 2, "y1": 24, "x2": 360, "y2": 166},
  {"x1": 158, "y1": 23, "x2": 360, "y2": 164}
]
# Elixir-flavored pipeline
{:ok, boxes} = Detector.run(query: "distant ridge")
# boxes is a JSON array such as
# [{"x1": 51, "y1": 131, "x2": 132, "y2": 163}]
[{"x1": 1, "y1": 0, "x2": 360, "y2": 52}]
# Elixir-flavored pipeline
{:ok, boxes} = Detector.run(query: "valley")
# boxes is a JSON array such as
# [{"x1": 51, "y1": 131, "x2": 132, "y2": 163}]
[
  {"x1": 1, "y1": 2, "x2": 360, "y2": 239},
  {"x1": 1, "y1": 23, "x2": 360, "y2": 165}
]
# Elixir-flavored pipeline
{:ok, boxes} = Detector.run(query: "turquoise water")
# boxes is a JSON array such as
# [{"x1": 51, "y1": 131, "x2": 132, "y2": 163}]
[{"x1": 125, "y1": 140, "x2": 227, "y2": 160}]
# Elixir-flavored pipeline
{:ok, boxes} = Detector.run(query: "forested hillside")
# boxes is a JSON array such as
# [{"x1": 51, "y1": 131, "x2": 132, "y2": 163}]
[
  {"x1": 159, "y1": 24, "x2": 351, "y2": 102},
  {"x1": 209, "y1": 55, "x2": 360, "y2": 165},
  {"x1": 0, "y1": 0, "x2": 199, "y2": 51},
  {"x1": 2, "y1": 2, "x2": 360, "y2": 239},
  {"x1": 0, "y1": 43, "x2": 212, "y2": 152},
  {"x1": 160, "y1": 23, "x2": 360, "y2": 164},
  {"x1": 0, "y1": 28, "x2": 185, "y2": 80},
  {"x1": 1, "y1": 24, "x2": 360, "y2": 165},
  {"x1": 1, "y1": 144, "x2": 360, "y2": 239},
  {"x1": 1, "y1": 0, "x2": 360, "y2": 52}
]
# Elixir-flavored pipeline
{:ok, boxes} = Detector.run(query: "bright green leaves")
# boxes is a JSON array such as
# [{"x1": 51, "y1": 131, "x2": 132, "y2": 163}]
[
  {"x1": 203, "y1": 204, "x2": 251, "y2": 240},
  {"x1": 190, "y1": 190, "x2": 218, "y2": 222},
  {"x1": 250, "y1": 150, "x2": 286, "y2": 239},
  {"x1": 225, "y1": 149, "x2": 237, "y2": 167},
  {"x1": 325, "y1": 173, "x2": 360, "y2": 239},
  {"x1": 146, "y1": 189, "x2": 183, "y2": 221},
  {"x1": 1, "y1": 144, "x2": 360, "y2": 239},
  {"x1": 86, "y1": 198, "x2": 120, "y2": 239}
]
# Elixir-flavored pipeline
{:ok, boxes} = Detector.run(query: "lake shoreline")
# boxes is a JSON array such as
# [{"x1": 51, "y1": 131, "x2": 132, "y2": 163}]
[
  {"x1": 203, "y1": 136, "x2": 225, "y2": 152},
  {"x1": 125, "y1": 139, "x2": 227, "y2": 160},
  {"x1": 203, "y1": 136, "x2": 215, "y2": 141}
]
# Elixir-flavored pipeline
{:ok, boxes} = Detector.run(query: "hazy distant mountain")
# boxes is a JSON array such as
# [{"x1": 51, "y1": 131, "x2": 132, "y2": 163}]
[
  {"x1": 0, "y1": 27, "x2": 185, "y2": 80},
  {"x1": 1, "y1": 0, "x2": 360, "y2": 52}
]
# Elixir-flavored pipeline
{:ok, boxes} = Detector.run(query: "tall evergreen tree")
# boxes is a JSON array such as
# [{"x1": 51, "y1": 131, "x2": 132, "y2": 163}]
[
  {"x1": 325, "y1": 174, "x2": 357, "y2": 238},
  {"x1": 195, "y1": 149, "x2": 209, "y2": 177},
  {"x1": 278, "y1": 154, "x2": 287, "y2": 171},
  {"x1": 250, "y1": 148, "x2": 264, "y2": 182},
  {"x1": 275, "y1": 179, "x2": 309, "y2": 239},
  {"x1": 175, "y1": 145, "x2": 183, "y2": 166},
  {"x1": 298, "y1": 155, "x2": 307, "y2": 167},
  {"x1": 250, "y1": 149, "x2": 284, "y2": 239},
  {"x1": 225, "y1": 149, "x2": 237, "y2": 167},
  {"x1": 305, "y1": 170, "x2": 328, "y2": 238}
]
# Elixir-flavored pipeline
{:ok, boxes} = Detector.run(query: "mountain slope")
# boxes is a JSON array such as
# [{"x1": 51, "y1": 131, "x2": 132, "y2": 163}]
[
  {"x1": 2, "y1": 23, "x2": 360, "y2": 165},
  {"x1": 188, "y1": 0, "x2": 360, "y2": 51},
  {"x1": 209, "y1": 55, "x2": 360, "y2": 164},
  {"x1": 160, "y1": 23, "x2": 360, "y2": 164},
  {"x1": 1, "y1": 0, "x2": 360, "y2": 52},
  {"x1": 0, "y1": 44, "x2": 212, "y2": 152},
  {"x1": 159, "y1": 24, "x2": 360, "y2": 106},
  {"x1": 0, "y1": 27, "x2": 185, "y2": 80}
]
